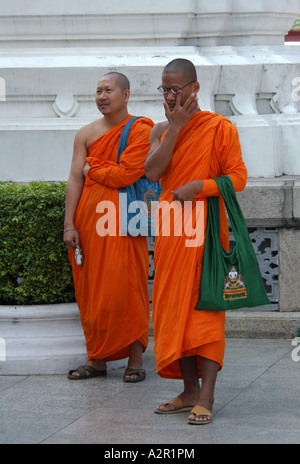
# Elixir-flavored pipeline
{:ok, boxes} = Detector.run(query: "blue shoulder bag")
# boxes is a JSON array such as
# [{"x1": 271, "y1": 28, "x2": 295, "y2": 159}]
[{"x1": 117, "y1": 117, "x2": 162, "y2": 236}]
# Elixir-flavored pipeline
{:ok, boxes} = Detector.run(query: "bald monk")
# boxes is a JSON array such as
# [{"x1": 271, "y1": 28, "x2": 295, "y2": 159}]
[
  {"x1": 145, "y1": 59, "x2": 247, "y2": 424},
  {"x1": 64, "y1": 72, "x2": 154, "y2": 382}
]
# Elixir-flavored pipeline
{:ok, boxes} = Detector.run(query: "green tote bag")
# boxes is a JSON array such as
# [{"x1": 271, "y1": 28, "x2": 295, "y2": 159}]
[{"x1": 195, "y1": 175, "x2": 270, "y2": 311}]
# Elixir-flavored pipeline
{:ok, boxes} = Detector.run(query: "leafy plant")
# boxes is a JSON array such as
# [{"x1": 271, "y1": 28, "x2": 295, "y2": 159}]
[{"x1": 0, "y1": 182, "x2": 75, "y2": 305}]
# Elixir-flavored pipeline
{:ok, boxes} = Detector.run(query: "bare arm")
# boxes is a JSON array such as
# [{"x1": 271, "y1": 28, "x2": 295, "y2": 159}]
[
  {"x1": 144, "y1": 122, "x2": 179, "y2": 183},
  {"x1": 144, "y1": 92, "x2": 199, "y2": 183},
  {"x1": 63, "y1": 128, "x2": 88, "y2": 248}
]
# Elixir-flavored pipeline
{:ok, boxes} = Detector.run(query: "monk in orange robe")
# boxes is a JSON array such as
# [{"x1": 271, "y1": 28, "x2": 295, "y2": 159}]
[
  {"x1": 64, "y1": 72, "x2": 154, "y2": 382},
  {"x1": 145, "y1": 59, "x2": 247, "y2": 423}
]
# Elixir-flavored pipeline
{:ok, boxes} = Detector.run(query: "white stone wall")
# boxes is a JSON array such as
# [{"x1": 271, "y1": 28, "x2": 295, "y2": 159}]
[
  {"x1": 0, "y1": 0, "x2": 298, "y2": 47},
  {"x1": 0, "y1": 0, "x2": 300, "y2": 181}
]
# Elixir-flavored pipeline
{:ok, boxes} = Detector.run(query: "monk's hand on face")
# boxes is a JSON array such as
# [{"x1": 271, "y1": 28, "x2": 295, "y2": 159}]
[
  {"x1": 172, "y1": 180, "x2": 204, "y2": 202},
  {"x1": 164, "y1": 92, "x2": 199, "y2": 132},
  {"x1": 83, "y1": 162, "x2": 91, "y2": 178}
]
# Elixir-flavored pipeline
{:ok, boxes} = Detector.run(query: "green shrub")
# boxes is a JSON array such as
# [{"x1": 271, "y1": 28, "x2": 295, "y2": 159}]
[{"x1": 0, "y1": 182, "x2": 75, "y2": 305}]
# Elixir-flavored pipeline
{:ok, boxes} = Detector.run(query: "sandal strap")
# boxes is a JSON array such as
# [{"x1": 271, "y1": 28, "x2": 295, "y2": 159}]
[
  {"x1": 71, "y1": 365, "x2": 98, "y2": 376},
  {"x1": 167, "y1": 397, "x2": 184, "y2": 410},
  {"x1": 124, "y1": 368, "x2": 145, "y2": 377},
  {"x1": 190, "y1": 405, "x2": 213, "y2": 418},
  {"x1": 84, "y1": 365, "x2": 97, "y2": 374},
  {"x1": 76, "y1": 366, "x2": 88, "y2": 376}
]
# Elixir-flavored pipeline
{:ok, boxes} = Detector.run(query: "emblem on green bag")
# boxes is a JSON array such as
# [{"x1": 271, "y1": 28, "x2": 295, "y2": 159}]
[{"x1": 223, "y1": 266, "x2": 247, "y2": 301}]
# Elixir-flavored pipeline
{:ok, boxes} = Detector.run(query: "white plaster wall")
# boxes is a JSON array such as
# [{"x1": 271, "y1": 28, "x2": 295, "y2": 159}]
[
  {"x1": 0, "y1": 0, "x2": 300, "y2": 181},
  {"x1": 1, "y1": 0, "x2": 298, "y2": 47}
]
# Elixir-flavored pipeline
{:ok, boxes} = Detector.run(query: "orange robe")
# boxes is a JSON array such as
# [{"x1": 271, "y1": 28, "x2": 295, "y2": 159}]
[
  {"x1": 152, "y1": 111, "x2": 248, "y2": 379},
  {"x1": 69, "y1": 115, "x2": 154, "y2": 362}
]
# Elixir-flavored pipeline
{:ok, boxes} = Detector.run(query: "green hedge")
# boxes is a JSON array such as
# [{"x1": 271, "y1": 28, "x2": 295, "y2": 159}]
[{"x1": 0, "y1": 182, "x2": 75, "y2": 305}]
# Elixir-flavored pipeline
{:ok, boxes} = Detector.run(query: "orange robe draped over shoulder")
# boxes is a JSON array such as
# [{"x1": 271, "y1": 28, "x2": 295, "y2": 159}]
[
  {"x1": 152, "y1": 111, "x2": 248, "y2": 379},
  {"x1": 69, "y1": 115, "x2": 154, "y2": 362}
]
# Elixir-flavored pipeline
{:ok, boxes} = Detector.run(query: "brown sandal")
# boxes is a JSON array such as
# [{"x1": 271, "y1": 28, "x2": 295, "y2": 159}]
[
  {"x1": 68, "y1": 365, "x2": 107, "y2": 380},
  {"x1": 154, "y1": 397, "x2": 193, "y2": 414},
  {"x1": 188, "y1": 405, "x2": 213, "y2": 425},
  {"x1": 123, "y1": 368, "x2": 146, "y2": 383}
]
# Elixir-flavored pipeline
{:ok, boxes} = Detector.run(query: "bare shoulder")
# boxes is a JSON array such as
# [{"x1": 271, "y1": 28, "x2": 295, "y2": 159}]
[
  {"x1": 150, "y1": 121, "x2": 169, "y2": 141},
  {"x1": 75, "y1": 118, "x2": 105, "y2": 149}
]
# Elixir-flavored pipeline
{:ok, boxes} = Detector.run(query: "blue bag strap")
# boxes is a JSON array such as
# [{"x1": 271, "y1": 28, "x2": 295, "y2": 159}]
[{"x1": 116, "y1": 116, "x2": 142, "y2": 164}]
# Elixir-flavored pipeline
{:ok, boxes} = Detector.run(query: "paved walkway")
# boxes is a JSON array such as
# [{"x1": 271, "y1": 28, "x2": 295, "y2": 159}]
[{"x1": 1, "y1": 337, "x2": 300, "y2": 445}]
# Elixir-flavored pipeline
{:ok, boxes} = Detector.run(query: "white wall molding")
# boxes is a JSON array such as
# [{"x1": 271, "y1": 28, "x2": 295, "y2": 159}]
[
  {"x1": 0, "y1": 0, "x2": 298, "y2": 47},
  {"x1": 0, "y1": 1, "x2": 300, "y2": 181}
]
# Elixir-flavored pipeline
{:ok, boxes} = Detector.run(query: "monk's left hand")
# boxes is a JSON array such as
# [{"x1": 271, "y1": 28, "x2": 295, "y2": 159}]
[{"x1": 172, "y1": 180, "x2": 203, "y2": 202}]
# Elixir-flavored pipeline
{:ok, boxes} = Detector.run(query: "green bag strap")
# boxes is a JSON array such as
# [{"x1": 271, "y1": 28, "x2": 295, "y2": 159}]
[
  {"x1": 208, "y1": 196, "x2": 220, "y2": 240},
  {"x1": 205, "y1": 120, "x2": 224, "y2": 240},
  {"x1": 213, "y1": 175, "x2": 249, "y2": 244}
]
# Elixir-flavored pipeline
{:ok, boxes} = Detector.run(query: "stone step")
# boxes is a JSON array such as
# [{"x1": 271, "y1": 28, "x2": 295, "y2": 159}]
[
  {"x1": 1, "y1": 303, "x2": 299, "y2": 375},
  {"x1": 149, "y1": 310, "x2": 300, "y2": 340},
  {"x1": 225, "y1": 310, "x2": 300, "y2": 339}
]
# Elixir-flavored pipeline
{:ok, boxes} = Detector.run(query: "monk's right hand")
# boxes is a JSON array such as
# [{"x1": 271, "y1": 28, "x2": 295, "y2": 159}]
[
  {"x1": 63, "y1": 228, "x2": 80, "y2": 249},
  {"x1": 164, "y1": 92, "x2": 199, "y2": 132}
]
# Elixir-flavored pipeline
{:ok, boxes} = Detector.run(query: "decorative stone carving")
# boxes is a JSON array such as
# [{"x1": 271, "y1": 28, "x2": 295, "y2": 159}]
[
  {"x1": 229, "y1": 228, "x2": 279, "y2": 303},
  {"x1": 53, "y1": 93, "x2": 78, "y2": 118}
]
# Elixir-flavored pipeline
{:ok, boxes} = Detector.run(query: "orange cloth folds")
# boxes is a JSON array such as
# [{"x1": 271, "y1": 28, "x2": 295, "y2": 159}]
[
  {"x1": 85, "y1": 118, "x2": 153, "y2": 189},
  {"x1": 69, "y1": 115, "x2": 154, "y2": 362},
  {"x1": 152, "y1": 112, "x2": 247, "y2": 379}
]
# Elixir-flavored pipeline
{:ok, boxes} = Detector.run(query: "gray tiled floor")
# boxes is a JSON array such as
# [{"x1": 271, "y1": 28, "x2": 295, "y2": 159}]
[{"x1": 1, "y1": 337, "x2": 300, "y2": 445}]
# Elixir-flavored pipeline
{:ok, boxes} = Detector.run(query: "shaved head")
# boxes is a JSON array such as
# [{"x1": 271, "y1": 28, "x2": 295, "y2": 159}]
[
  {"x1": 162, "y1": 59, "x2": 197, "y2": 82},
  {"x1": 103, "y1": 72, "x2": 130, "y2": 92}
]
